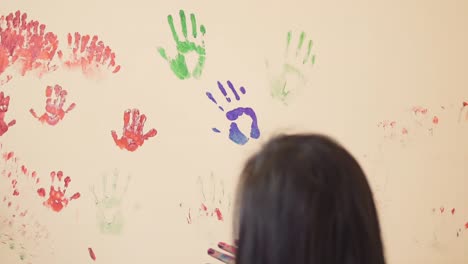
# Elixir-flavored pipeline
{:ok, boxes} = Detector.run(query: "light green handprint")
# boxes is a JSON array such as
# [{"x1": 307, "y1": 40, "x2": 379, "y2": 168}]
[
  {"x1": 90, "y1": 170, "x2": 130, "y2": 235},
  {"x1": 0, "y1": 234, "x2": 29, "y2": 262},
  {"x1": 158, "y1": 10, "x2": 206, "y2": 80},
  {"x1": 267, "y1": 31, "x2": 316, "y2": 104}
]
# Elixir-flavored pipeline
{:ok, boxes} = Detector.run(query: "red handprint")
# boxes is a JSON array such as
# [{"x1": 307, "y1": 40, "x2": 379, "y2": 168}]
[
  {"x1": 111, "y1": 109, "x2": 157, "y2": 152},
  {"x1": 57, "y1": 32, "x2": 121, "y2": 77},
  {"x1": 30, "y1": 85, "x2": 75, "y2": 126},
  {"x1": 0, "y1": 10, "x2": 58, "y2": 77},
  {"x1": 36, "y1": 171, "x2": 80, "y2": 213},
  {"x1": 0, "y1": 91, "x2": 16, "y2": 136}
]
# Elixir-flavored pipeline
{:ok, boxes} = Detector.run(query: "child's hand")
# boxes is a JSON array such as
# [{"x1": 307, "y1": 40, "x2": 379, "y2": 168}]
[{"x1": 207, "y1": 241, "x2": 237, "y2": 264}]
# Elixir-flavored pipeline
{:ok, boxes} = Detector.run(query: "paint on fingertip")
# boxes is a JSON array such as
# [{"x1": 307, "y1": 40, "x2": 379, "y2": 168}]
[
  {"x1": 208, "y1": 248, "x2": 215, "y2": 255},
  {"x1": 88, "y1": 247, "x2": 96, "y2": 260}
]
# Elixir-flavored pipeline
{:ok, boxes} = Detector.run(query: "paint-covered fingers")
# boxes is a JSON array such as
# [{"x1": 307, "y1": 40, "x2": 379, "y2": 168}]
[
  {"x1": 218, "y1": 242, "x2": 237, "y2": 255},
  {"x1": 208, "y1": 248, "x2": 235, "y2": 264}
]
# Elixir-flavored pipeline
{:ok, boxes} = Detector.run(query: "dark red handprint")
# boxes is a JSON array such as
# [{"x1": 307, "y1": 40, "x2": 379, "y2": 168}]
[
  {"x1": 57, "y1": 32, "x2": 121, "y2": 77},
  {"x1": 0, "y1": 10, "x2": 58, "y2": 77},
  {"x1": 30, "y1": 85, "x2": 75, "y2": 126},
  {"x1": 36, "y1": 171, "x2": 80, "y2": 212},
  {"x1": 111, "y1": 109, "x2": 157, "y2": 152},
  {"x1": 0, "y1": 92, "x2": 16, "y2": 136}
]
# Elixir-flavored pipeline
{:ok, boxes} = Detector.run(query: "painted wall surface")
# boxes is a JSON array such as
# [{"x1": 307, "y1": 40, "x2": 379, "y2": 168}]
[{"x1": 0, "y1": 0, "x2": 467, "y2": 263}]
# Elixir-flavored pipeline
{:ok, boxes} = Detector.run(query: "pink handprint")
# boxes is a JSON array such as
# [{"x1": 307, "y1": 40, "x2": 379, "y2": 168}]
[
  {"x1": 57, "y1": 32, "x2": 121, "y2": 77},
  {"x1": 0, "y1": 10, "x2": 59, "y2": 77},
  {"x1": 0, "y1": 91, "x2": 16, "y2": 136},
  {"x1": 29, "y1": 84, "x2": 75, "y2": 126},
  {"x1": 36, "y1": 171, "x2": 80, "y2": 213},
  {"x1": 111, "y1": 109, "x2": 157, "y2": 152}
]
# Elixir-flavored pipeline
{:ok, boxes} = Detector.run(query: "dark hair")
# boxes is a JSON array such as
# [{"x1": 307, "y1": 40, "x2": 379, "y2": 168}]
[{"x1": 235, "y1": 134, "x2": 385, "y2": 264}]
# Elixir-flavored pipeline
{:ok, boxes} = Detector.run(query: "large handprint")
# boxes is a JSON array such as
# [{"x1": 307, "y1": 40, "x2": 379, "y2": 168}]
[
  {"x1": 0, "y1": 91, "x2": 16, "y2": 136},
  {"x1": 111, "y1": 109, "x2": 157, "y2": 152},
  {"x1": 36, "y1": 170, "x2": 81, "y2": 213},
  {"x1": 206, "y1": 81, "x2": 260, "y2": 145},
  {"x1": 267, "y1": 31, "x2": 315, "y2": 104},
  {"x1": 29, "y1": 85, "x2": 75, "y2": 126},
  {"x1": 0, "y1": 11, "x2": 59, "y2": 77},
  {"x1": 57, "y1": 32, "x2": 121, "y2": 77},
  {"x1": 158, "y1": 10, "x2": 206, "y2": 80},
  {"x1": 90, "y1": 170, "x2": 130, "y2": 235}
]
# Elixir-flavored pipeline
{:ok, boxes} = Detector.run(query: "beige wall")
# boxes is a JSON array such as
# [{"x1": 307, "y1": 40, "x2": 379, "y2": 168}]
[{"x1": 0, "y1": 0, "x2": 467, "y2": 263}]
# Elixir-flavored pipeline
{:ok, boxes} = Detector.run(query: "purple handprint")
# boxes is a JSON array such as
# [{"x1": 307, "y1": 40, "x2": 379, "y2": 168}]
[{"x1": 206, "y1": 81, "x2": 260, "y2": 145}]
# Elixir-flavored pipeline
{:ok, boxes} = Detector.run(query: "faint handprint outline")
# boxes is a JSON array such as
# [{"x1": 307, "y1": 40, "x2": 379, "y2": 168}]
[
  {"x1": 266, "y1": 31, "x2": 315, "y2": 104},
  {"x1": 0, "y1": 91, "x2": 16, "y2": 136},
  {"x1": 185, "y1": 172, "x2": 232, "y2": 224},
  {"x1": 90, "y1": 170, "x2": 130, "y2": 235},
  {"x1": 158, "y1": 10, "x2": 206, "y2": 80},
  {"x1": 29, "y1": 85, "x2": 75, "y2": 126},
  {"x1": 111, "y1": 109, "x2": 157, "y2": 152},
  {"x1": 36, "y1": 170, "x2": 81, "y2": 213},
  {"x1": 57, "y1": 32, "x2": 121, "y2": 77},
  {"x1": 206, "y1": 81, "x2": 260, "y2": 145}
]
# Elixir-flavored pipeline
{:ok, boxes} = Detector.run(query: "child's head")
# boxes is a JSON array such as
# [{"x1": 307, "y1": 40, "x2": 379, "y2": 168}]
[{"x1": 235, "y1": 134, "x2": 385, "y2": 264}]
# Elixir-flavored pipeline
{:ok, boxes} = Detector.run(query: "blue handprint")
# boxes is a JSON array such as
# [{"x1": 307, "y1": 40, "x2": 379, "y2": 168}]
[{"x1": 206, "y1": 81, "x2": 260, "y2": 145}]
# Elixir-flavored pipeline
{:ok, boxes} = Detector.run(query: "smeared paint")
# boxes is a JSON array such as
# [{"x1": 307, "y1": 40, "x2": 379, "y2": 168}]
[
  {"x1": 458, "y1": 101, "x2": 468, "y2": 122},
  {"x1": 268, "y1": 30, "x2": 315, "y2": 104},
  {"x1": 187, "y1": 208, "x2": 192, "y2": 224},
  {"x1": 37, "y1": 171, "x2": 80, "y2": 212},
  {"x1": 88, "y1": 247, "x2": 96, "y2": 261},
  {"x1": 0, "y1": 91, "x2": 16, "y2": 136},
  {"x1": 214, "y1": 208, "x2": 223, "y2": 221},
  {"x1": 57, "y1": 32, "x2": 120, "y2": 77},
  {"x1": 0, "y1": 10, "x2": 58, "y2": 77},
  {"x1": 158, "y1": 10, "x2": 206, "y2": 80},
  {"x1": 206, "y1": 81, "x2": 260, "y2": 145},
  {"x1": 465, "y1": 222, "x2": 468, "y2": 229},
  {"x1": 432, "y1": 116, "x2": 439, "y2": 124},
  {"x1": 451, "y1": 208, "x2": 455, "y2": 215},
  {"x1": 29, "y1": 85, "x2": 75, "y2": 126},
  {"x1": 90, "y1": 171, "x2": 130, "y2": 235},
  {"x1": 111, "y1": 109, "x2": 157, "y2": 152},
  {"x1": 440, "y1": 207, "x2": 445, "y2": 213}
]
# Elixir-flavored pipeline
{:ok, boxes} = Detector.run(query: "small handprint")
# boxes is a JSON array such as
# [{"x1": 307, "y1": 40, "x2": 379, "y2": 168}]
[
  {"x1": 90, "y1": 170, "x2": 130, "y2": 235},
  {"x1": 36, "y1": 171, "x2": 81, "y2": 212},
  {"x1": 158, "y1": 10, "x2": 206, "y2": 80},
  {"x1": 206, "y1": 81, "x2": 260, "y2": 145},
  {"x1": 267, "y1": 31, "x2": 315, "y2": 104},
  {"x1": 111, "y1": 109, "x2": 157, "y2": 152},
  {"x1": 0, "y1": 91, "x2": 16, "y2": 136},
  {"x1": 57, "y1": 32, "x2": 121, "y2": 77},
  {"x1": 29, "y1": 85, "x2": 75, "y2": 126}
]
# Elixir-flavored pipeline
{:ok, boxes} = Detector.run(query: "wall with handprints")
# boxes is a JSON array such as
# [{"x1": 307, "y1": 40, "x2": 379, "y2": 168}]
[{"x1": 1, "y1": 0, "x2": 468, "y2": 264}]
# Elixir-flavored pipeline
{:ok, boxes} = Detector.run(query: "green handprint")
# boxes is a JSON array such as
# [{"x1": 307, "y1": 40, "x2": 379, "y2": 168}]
[
  {"x1": 158, "y1": 10, "x2": 206, "y2": 80},
  {"x1": 90, "y1": 170, "x2": 130, "y2": 235},
  {"x1": 267, "y1": 31, "x2": 316, "y2": 104}
]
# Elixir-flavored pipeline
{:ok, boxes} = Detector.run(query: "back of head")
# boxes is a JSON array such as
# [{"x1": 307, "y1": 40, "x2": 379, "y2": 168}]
[{"x1": 235, "y1": 134, "x2": 385, "y2": 264}]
